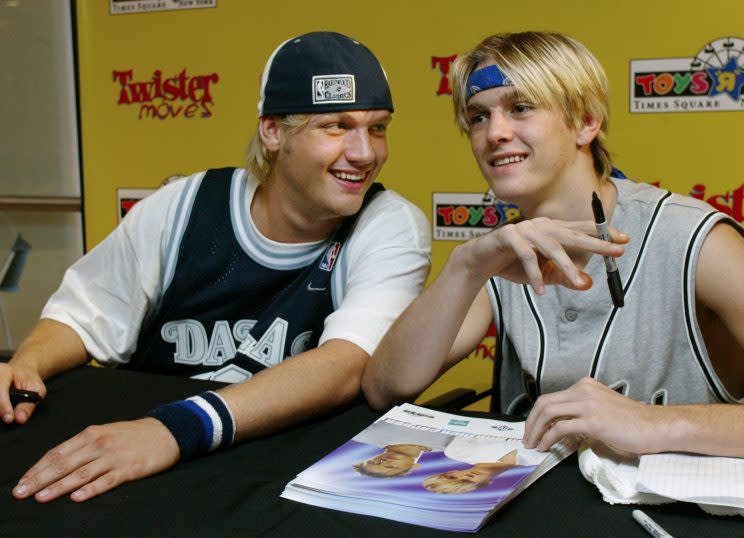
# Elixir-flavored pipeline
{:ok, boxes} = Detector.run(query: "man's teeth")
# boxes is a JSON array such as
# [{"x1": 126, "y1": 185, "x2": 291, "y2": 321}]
[
  {"x1": 334, "y1": 172, "x2": 366, "y2": 181},
  {"x1": 494, "y1": 155, "x2": 526, "y2": 166}
]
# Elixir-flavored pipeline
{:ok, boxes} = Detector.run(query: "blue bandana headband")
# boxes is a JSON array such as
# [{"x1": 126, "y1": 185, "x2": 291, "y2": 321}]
[{"x1": 466, "y1": 65, "x2": 513, "y2": 100}]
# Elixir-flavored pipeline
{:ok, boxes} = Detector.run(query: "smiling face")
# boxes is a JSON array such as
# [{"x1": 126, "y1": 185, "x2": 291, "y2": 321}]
[
  {"x1": 267, "y1": 109, "x2": 391, "y2": 223},
  {"x1": 466, "y1": 81, "x2": 591, "y2": 215},
  {"x1": 356, "y1": 450, "x2": 417, "y2": 477},
  {"x1": 451, "y1": 33, "x2": 611, "y2": 183}
]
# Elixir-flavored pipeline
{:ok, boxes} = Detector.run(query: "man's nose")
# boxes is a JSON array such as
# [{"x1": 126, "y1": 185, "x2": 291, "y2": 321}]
[
  {"x1": 345, "y1": 128, "x2": 375, "y2": 165},
  {"x1": 486, "y1": 110, "x2": 514, "y2": 144}
]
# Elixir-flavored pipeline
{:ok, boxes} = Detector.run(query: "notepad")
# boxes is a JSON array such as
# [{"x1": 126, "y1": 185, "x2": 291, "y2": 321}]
[{"x1": 637, "y1": 453, "x2": 744, "y2": 509}]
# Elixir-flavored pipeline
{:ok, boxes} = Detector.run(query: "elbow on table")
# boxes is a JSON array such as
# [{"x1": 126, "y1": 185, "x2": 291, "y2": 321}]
[{"x1": 361, "y1": 371, "x2": 403, "y2": 412}]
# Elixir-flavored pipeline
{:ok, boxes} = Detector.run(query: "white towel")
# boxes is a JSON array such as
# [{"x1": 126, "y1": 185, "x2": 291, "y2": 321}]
[{"x1": 577, "y1": 440, "x2": 744, "y2": 517}]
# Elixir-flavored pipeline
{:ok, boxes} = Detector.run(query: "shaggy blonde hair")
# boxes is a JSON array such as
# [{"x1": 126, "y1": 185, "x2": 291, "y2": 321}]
[
  {"x1": 246, "y1": 114, "x2": 312, "y2": 182},
  {"x1": 451, "y1": 32, "x2": 611, "y2": 179}
]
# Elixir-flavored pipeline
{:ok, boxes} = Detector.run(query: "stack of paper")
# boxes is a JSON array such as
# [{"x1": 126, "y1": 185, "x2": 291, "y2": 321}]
[
  {"x1": 637, "y1": 452, "x2": 744, "y2": 514},
  {"x1": 281, "y1": 403, "x2": 576, "y2": 532}
]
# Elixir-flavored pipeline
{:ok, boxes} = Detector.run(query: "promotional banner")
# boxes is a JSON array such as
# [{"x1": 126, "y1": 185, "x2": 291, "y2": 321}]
[{"x1": 76, "y1": 0, "x2": 744, "y2": 409}]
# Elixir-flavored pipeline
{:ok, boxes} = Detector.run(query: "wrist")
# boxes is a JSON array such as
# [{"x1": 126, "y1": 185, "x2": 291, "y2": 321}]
[
  {"x1": 449, "y1": 242, "x2": 492, "y2": 287},
  {"x1": 7, "y1": 353, "x2": 43, "y2": 379},
  {"x1": 145, "y1": 391, "x2": 236, "y2": 461},
  {"x1": 644, "y1": 404, "x2": 695, "y2": 454}
]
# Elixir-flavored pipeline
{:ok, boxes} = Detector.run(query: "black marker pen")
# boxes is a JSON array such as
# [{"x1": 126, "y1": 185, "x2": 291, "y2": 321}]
[{"x1": 591, "y1": 192, "x2": 624, "y2": 308}]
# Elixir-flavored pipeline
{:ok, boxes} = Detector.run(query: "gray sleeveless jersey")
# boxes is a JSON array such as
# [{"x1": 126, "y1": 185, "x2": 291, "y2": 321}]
[{"x1": 487, "y1": 178, "x2": 742, "y2": 414}]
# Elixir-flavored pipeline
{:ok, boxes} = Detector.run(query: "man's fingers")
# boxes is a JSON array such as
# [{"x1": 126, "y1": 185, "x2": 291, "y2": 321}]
[
  {"x1": 15, "y1": 429, "x2": 99, "y2": 497},
  {"x1": 524, "y1": 401, "x2": 586, "y2": 450},
  {"x1": 70, "y1": 471, "x2": 123, "y2": 502},
  {"x1": 606, "y1": 226, "x2": 630, "y2": 244},
  {"x1": 0, "y1": 365, "x2": 47, "y2": 425},
  {"x1": 524, "y1": 390, "x2": 590, "y2": 447},
  {"x1": 542, "y1": 262, "x2": 593, "y2": 290},
  {"x1": 512, "y1": 219, "x2": 625, "y2": 292},
  {"x1": 32, "y1": 460, "x2": 111, "y2": 503},
  {"x1": 0, "y1": 387, "x2": 12, "y2": 424},
  {"x1": 501, "y1": 224, "x2": 546, "y2": 294},
  {"x1": 559, "y1": 220, "x2": 629, "y2": 243},
  {"x1": 534, "y1": 417, "x2": 587, "y2": 451},
  {"x1": 13, "y1": 402, "x2": 39, "y2": 424}
]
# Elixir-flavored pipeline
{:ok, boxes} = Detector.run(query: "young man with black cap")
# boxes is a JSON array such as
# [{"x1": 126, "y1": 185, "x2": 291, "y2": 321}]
[{"x1": 4, "y1": 32, "x2": 430, "y2": 502}]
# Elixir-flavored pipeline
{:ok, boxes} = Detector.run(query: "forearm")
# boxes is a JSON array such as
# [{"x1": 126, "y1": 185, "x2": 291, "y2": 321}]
[
  {"x1": 525, "y1": 378, "x2": 744, "y2": 457},
  {"x1": 9, "y1": 319, "x2": 89, "y2": 380},
  {"x1": 362, "y1": 244, "x2": 487, "y2": 410},
  {"x1": 649, "y1": 403, "x2": 744, "y2": 457},
  {"x1": 217, "y1": 339, "x2": 368, "y2": 442}
]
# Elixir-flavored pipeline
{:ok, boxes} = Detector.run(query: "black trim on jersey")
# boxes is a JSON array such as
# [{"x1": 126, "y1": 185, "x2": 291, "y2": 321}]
[
  {"x1": 683, "y1": 211, "x2": 726, "y2": 402},
  {"x1": 488, "y1": 278, "x2": 505, "y2": 409},
  {"x1": 522, "y1": 284, "x2": 545, "y2": 395},
  {"x1": 589, "y1": 191, "x2": 672, "y2": 378}
]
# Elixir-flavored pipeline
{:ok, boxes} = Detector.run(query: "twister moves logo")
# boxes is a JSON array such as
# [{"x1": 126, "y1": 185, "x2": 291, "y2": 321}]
[
  {"x1": 113, "y1": 69, "x2": 219, "y2": 119},
  {"x1": 631, "y1": 37, "x2": 744, "y2": 113},
  {"x1": 433, "y1": 192, "x2": 522, "y2": 241}
]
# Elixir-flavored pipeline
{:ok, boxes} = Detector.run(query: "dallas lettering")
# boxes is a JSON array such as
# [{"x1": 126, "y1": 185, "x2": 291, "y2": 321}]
[
  {"x1": 161, "y1": 318, "x2": 313, "y2": 368},
  {"x1": 112, "y1": 69, "x2": 219, "y2": 119}
]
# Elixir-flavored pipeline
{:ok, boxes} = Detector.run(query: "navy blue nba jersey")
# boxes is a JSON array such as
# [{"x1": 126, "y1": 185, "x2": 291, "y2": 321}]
[{"x1": 125, "y1": 167, "x2": 383, "y2": 380}]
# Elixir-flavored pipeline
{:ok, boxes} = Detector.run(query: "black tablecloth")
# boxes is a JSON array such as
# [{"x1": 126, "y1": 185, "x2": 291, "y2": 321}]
[{"x1": 1, "y1": 366, "x2": 741, "y2": 537}]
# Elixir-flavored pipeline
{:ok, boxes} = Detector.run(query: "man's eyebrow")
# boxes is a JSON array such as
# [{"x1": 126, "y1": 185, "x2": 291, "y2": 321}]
[
  {"x1": 330, "y1": 111, "x2": 392, "y2": 124},
  {"x1": 366, "y1": 110, "x2": 393, "y2": 123},
  {"x1": 466, "y1": 102, "x2": 488, "y2": 114},
  {"x1": 503, "y1": 88, "x2": 520, "y2": 98}
]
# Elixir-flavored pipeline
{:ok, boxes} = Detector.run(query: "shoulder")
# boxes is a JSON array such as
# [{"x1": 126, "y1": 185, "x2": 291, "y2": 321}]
[
  {"x1": 123, "y1": 172, "x2": 202, "y2": 223},
  {"x1": 351, "y1": 187, "x2": 431, "y2": 250},
  {"x1": 613, "y1": 177, "x2": 733, "y2": 239},
  {"x1": 615, "y1": 177, "x2": 719, "y2": 218},
  {"x1": 117, "y1": 171, "x2": 218, "y2": 261}
]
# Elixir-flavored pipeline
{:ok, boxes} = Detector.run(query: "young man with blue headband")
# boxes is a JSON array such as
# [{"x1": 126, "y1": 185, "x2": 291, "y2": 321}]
[
  {"x1": 4, "y1": 32, "x2": 431, "y2": 502},
  {"x1": 363, "y1": 32, "x2": 744, "y2": 458}
]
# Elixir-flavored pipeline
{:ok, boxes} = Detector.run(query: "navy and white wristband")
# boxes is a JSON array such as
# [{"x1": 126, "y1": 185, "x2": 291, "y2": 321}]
[{"x1": 145, "y1": 391, "x2": 236, "y2": 462}]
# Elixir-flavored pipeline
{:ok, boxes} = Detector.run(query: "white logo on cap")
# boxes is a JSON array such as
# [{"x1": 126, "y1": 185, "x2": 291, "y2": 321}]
[{"x1": 312, "y1": 75, "x2": 355, "y2": 104}]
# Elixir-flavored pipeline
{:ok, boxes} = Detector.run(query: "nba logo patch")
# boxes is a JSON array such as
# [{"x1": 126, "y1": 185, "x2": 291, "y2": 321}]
[
  {"x1": 320, "y1": 242, "x2": 341, "y2": 271},
  {"x1": 312, "y1": 75, "x2": 355, "y2": 104}
]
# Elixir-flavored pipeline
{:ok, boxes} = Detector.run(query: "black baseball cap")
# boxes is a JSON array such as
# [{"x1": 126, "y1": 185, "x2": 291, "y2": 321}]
[{"x1": 258, "y1": 32, "x2": 393, "y2": 116}]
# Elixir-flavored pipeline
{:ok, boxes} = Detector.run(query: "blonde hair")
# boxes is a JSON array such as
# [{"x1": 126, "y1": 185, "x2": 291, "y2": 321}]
[
  {"x1": 422, "y1": 473, "x2": 487, "y2": 494},
  {"x1": 246, "y1": 114, "x2": 312, "y2": 182},
  {"x1": 352, "y1": 462, "x2": 414, "y2": 478},
  {"x1": 451, "y1": 32, "x2": 611, "y2": 179}
]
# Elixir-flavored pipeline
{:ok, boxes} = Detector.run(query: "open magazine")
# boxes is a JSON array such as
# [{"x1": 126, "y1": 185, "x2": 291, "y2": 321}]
[{"x1": 281, "y1": 403, "x2": 577, "y2": 532}]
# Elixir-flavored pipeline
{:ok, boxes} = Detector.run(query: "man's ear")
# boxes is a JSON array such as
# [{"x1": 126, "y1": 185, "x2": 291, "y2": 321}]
[
  {"x1": 258, "y1": 116, "x2": 282, "y2": 152},
  {"x1": 575, "y1": 114, "x2": 602, "y2": 147}
]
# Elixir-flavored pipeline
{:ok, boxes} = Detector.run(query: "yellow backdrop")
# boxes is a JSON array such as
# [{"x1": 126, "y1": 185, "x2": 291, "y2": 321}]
[{"x1": 77, "y1": 0, "x2": 744, "y2": 409}]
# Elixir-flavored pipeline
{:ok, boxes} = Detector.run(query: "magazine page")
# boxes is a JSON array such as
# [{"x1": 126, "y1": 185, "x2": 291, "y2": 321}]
[{"x1": 282, "y1": 404, "x2": 575, "y2": 532}]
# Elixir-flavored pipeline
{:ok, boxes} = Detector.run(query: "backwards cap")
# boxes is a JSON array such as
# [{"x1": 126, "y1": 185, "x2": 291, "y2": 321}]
[{"x1": 258, "y1": 31, "x2": 393, "y2": 116}]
